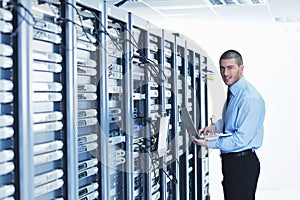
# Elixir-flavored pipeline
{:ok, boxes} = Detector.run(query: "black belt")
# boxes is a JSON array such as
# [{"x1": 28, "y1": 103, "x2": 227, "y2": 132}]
[{"x1": 221, "y1": 149, "x2": 254, "y2": 158}]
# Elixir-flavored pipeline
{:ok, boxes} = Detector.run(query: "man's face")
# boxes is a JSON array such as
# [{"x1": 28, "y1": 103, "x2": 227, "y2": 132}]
[{"x1": 220, "y1": 58, "x2": 244, "y2": 86}]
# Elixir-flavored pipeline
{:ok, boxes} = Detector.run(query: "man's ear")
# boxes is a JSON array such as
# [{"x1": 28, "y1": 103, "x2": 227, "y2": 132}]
[
  {"x1": 239, "y1": 64, "x2": 244, "y2": 72},
  {"x1": 239, "y1": 65, "x2": 244, "y2": 76}
]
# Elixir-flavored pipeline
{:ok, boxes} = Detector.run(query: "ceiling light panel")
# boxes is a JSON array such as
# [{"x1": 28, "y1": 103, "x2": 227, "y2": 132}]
[
  {"x1": 141, "y1": 0, "x2": 208, "y2": 7},
  {"x1": 160, "y1": 7, "x2": 217, "y2": 17},
  {"x1": 120, "y1": 0, "x2": 221, "y2": 22},
  {"x1": 213, "y1": 4, "x2": 272, "y2": 22},
  {"x1": 117, "y1": 1, "x2": 149, "y2": 8},
  {"x1": 209, "y1": 0, "x2": 265, "y2": 6},
  {"x1": 275, "y1": 16, "x2": 300, "y2": 23}
]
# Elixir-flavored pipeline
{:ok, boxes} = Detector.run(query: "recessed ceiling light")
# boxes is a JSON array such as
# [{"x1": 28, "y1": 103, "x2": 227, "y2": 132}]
[
  {"x1": 275, "y1": 16, "x2": 300, "y2": 23},
  {"x1": 208, "y1": 0, "x2": 265, "y2": 6}
]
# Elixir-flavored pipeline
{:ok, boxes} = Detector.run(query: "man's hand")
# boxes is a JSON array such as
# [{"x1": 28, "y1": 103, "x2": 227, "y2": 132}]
[
  {"x1": 198, "y1": 124, "x2": 216, "y2": 135},
  {"x1": 191, "y1": 135, "x2": 207, "y2": 147},
  {"x1": 192, "y1": 124, "x2": 217, "y2": 146}
]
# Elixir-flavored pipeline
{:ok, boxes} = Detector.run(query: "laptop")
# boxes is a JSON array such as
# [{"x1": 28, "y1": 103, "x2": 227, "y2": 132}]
[
  {"x1": 181, "y1": 107, "x2": 232, "y2": 140},
  {"x1": 181, "y1": 107, "x2": 202, "y2": 139}
]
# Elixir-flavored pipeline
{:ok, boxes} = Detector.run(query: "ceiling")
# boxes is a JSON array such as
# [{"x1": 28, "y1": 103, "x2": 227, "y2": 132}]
[{"x1": 106, "y1": 0, "x2": 300, "y2": 32}]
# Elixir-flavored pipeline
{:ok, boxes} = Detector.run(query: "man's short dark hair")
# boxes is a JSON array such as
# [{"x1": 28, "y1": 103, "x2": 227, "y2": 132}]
[{"x1": 219, "y1": 50, "x2": 243, "y2": 66}]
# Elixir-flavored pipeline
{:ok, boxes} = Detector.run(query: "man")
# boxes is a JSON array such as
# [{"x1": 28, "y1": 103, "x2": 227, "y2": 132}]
[{"x1": 192, "y1": 50, "x2": 265, "y2": 200}]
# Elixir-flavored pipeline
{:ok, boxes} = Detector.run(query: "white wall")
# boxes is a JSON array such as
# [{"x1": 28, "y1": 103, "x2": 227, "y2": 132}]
[{"x1": 158, "y1": 20, "x2": 300, "y2": 199}]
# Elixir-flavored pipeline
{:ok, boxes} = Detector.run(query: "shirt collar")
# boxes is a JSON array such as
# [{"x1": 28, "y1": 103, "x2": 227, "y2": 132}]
[{"x1": 229, "y1": 77, "x2": 246, "y2": 97}]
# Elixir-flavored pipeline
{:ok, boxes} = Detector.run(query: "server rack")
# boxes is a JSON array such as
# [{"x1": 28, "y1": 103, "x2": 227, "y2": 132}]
[
  {"x1": 159, "y1": 30, "x2": 173, "y2": 200},
  {"x1": 0, "y1": 1, "x2": 210, "y2": 199},
  {"x1": 30, "y1": 1, "x2": 67, "y2": 199},
  {"x1": 14, "y1": 1, "x2": 69, "y2": 199},
  {"x1": 184, "y1": 40, "x2": 197, "y2": 200},
  {"x1": 198, "y1": 53, "x2": 210, "y2": 200},
  {"x1": 129, "y1": 24, "x2": 145, "y2": 200},
  {"x1": 174, "y1": 33, "x2": 188, "y2": 200},
  {"x1": 162, "y1": 30, "x2": 179, "y2": 200},
  {"x1": 127, "y1": 13, "x2": 148, "y2": 200},
  {"x1": 73, "y1": 3, "x2": 102, "y2": 200},
  {"x1": 145, "y1": 25, "x2": 163, "y2": 200},
  {"x1": 189, "y1": 45, "x2": 202, "y2": 200},
  {"x1": 185, "y1": 40, "x2": 208, "y2": 200},
  {"x1": 129, "y1": 13, "x2": 163, "y2": 200},
  {"x1": 103, "y1": 4, "x2": 128, "y2": 200},
  {"x1": 0, "y1": 1, "x2": 17, "y2": 199}
]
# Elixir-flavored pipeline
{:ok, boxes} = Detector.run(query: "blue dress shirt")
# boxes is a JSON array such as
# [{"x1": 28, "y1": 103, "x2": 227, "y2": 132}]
[{"x1": 211, "y1": 77, "x2": 266, "y2": 154}]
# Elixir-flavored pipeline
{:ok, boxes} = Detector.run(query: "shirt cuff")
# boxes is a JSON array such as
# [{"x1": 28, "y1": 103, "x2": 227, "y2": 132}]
[
  {"x1": 206, "y1": 139, "x2": 217, "y2": 148},
  {"x1": 215, "y1": 119, "x2": 223, "y2": 133}
]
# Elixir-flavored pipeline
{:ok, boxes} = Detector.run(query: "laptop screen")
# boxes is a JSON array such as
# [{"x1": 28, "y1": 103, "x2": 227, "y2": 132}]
[{"x1": 181, "y1": 107, "x2": 199, "y2": 138}]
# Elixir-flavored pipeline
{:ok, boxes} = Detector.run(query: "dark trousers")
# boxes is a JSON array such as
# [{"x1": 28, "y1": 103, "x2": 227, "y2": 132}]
[{"x1": 221, "y1": 151, "x2": 260, "y2": 200}]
